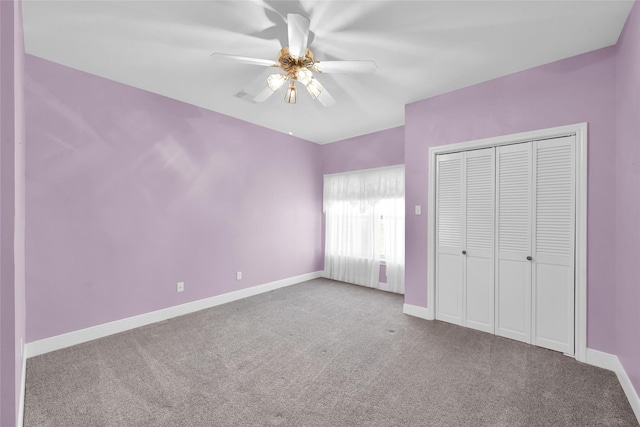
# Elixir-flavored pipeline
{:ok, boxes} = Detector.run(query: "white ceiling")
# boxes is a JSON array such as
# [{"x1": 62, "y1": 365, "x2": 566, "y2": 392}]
[{"x1": 22, "y1": 1, "x2": 634, "y2": 144}]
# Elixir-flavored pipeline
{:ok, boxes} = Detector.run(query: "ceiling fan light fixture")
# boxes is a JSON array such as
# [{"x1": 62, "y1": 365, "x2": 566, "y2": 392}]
[
  {"x1": 214, "y1": 14, "x2": 375, "y2": 107},
  {"x1": 296, "y1": 68, "x2": 313, "y2": 85},
  {"x1": 267, "y1": 73, "x2": 288, "y2": 91},
  {"x1": 305, "y1": 78, "x2": 324, "y2": 99},
  {"x1": 284, "y1": 82, "x2": 297, "y2": 104}
]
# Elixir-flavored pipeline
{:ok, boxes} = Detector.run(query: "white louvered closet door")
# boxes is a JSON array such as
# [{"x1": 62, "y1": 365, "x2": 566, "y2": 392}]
[
  {"x1": 436, "y1": 152, "x2": 464, "y2": 325},
  {"x1": 532, "y1": 137, "x2": 575, "y2": 354},
  {"x1": 464, "y1": 148, "x2": 495, "y2": 333},
  {"x1": 495, "y1": 143, "x2": 533, "y2": 344}
]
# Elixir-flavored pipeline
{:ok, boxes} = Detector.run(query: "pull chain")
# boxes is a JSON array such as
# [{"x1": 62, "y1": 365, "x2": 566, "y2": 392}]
[{"x1": 288, "y1": 102, "x2": 293, "y2": 136}]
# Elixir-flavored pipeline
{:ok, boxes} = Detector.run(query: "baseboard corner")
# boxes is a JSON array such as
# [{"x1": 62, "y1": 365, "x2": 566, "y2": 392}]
[
  {"x1": 585, "y1": 348, "x2": 619, "y2": 371},
  {"x1": 403, "y1": 303, "x2": 433, "y2": 320}
]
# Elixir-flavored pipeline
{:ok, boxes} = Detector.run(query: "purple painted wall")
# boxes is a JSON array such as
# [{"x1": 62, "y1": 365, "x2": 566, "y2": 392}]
[
  {"x1": 25, "y1": 55, "x2": 323, "y2": 342},
  {"x1": 615, "y1": 0, "x2": 640, "y2": 397},
  {"x1": 405, "y1": 47, "x2": 618, "y2": 353},
  {"x1": 0, "y1": 1, "x2": 26, "y2": 425},
  {"x1": 322, "y1": 126, "x2": 405, "y2": 175}
]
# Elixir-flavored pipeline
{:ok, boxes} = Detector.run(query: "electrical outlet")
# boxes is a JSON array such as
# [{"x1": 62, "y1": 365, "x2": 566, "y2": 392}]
[
  {"x1": 236, "y1": 271, "x2": 242, "y2": 280},
  {"x1": 177, "y1": 281, "x2": 184, "y2": 292}
]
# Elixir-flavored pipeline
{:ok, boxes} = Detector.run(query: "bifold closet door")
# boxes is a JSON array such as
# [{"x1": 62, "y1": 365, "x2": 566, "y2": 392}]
[
  {"x1": 437, "y1": 137, "x2": 576, "y2": 354},
  {"x1": 436, "y1": 152, "x2": 463, "y2": 325},
  {"x1": 495, "y1": 138, "x2": 576, "y2": 353},
  {"x1": 532, "y1": 136, "x2": 575, "y2": 354},
  {"x1": 495, "y1": 143, "x2": 532, "y2": 344},
  {"x1": 464, "y1": 148, "x2": 495, "y2": 333},
  {"x1": 436, "y1": 149, "x2": 495, "y2": 331}
]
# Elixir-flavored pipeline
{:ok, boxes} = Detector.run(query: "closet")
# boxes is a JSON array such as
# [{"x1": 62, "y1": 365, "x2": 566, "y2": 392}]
[{"x1": 435, "y1": 135, "x2": 576, "y2": 355}]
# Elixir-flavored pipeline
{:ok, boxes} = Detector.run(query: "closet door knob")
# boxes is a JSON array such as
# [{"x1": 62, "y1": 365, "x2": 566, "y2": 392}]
[
  {"x1": 462, "y1": 250, "x2": 467, "y2": 255},
  {"x1": 527, "y1": 256, "x2": 533, "y2": 261}
]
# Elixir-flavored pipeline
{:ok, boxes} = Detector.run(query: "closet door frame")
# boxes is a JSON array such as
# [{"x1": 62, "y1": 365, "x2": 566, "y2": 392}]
[{"x1": 425, "y1": 123, "x2": 588, "y2": 363}]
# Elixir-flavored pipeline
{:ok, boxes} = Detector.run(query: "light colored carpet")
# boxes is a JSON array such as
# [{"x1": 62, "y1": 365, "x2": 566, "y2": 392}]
[{"x1": 25, "y1": 278, "x2": 638, "y2": 426}]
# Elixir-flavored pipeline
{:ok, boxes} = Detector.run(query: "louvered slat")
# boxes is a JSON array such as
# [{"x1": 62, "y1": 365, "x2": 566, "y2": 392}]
[
  {"x1": 437, "y1": 156, "x2": 462, "y2": 247},
  {"x1": 535, "y1": 144, "x2": 574, "y2": 256},
  {"x1": 498, "y1": 149, "x2": 530, "y2": 253},
  {"x1": 466, "y1": 153, "x2": 494, "y2": 250}
]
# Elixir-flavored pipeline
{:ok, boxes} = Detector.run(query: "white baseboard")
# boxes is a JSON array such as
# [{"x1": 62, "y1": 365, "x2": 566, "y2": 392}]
[
  {"x1": 585, "y1": 348, "x2": 619, "y2": 371},
  {"x1": 377, "y1": 282, "x2": 404, "y2": 294},
  {"x1": 403, "y1": 303, "x2": 434, "y2": 320},
  {"x1": 585, "y1": 348, "x2": 640, "y2": 423},
  {"x1": 18, "y1": 351, "x2": 26, "y2": 427},
  {"x1": 25, "y1": 271, "x2": 322, "y2": 358},
  {"x1": 319, "y1": 273, "x2": 403, "y2": 294},
  {"x1": 617, "y1": 360, "x2": 640, "y2": 423}
]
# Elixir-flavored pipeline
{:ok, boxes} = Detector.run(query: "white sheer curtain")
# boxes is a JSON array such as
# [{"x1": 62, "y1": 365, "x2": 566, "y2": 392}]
[
  {"x1": 323, "y1": 165, "x2": 405, "y2": 293},
  {"x1": 378, "y1": 197, "x2": 405, "y2": 293}
]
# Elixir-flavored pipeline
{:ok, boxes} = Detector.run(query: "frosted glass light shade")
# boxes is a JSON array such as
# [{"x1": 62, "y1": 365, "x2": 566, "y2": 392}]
[
  {"x1": 306, "y1": 78, "x2": 324, "y2": 99},
  {"x1": 267, "y1": 73, "x2": 288, "y2": 91},
  {"x1": 284, "y1": 83, "x2": 297, "y2": 104},
  {"x1": 296, "y1": 68, "x2": 312, "y2": 85}
]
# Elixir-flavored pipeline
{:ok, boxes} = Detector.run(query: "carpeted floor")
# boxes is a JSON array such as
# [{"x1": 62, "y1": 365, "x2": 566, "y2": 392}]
[{"x1": 25, "y1": 278, "x2": 638, "y2": 426}]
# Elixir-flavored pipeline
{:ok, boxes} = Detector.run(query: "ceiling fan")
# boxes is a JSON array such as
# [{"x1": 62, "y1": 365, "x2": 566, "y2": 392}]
[{"x1": 212, "y1": 13, "x2": 377, "y2": 107}]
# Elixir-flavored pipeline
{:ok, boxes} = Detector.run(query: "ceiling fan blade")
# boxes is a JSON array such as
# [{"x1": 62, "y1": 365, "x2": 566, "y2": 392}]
[
  {"x1": 233, "y1": 70, "x2": 279, "y2": 104},
  {"x1": 235, "y1": 86, "x2": 275, "y2": 104},
  {"x1": 316, "y1": 87, "x2": 336, "y2": 107},
  {"x1": 211, "y1": 53, "x2": 277, "y2": 67},
  {"x1": 314, "y1": 60, "x2": 377, "y2": 74},
  {"x1": 287, "y1": 14, "x2": 310, "y2": 59}
]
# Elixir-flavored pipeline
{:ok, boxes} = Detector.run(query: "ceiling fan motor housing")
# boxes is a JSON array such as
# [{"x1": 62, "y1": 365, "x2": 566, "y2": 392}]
[{"x1": 278, "y1": 47, "x2": 316, "y2": 79}]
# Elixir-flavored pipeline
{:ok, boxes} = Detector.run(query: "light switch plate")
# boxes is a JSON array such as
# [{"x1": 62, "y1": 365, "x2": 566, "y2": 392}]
[{"x1": 415, "y1": 205, "x2": 422, "y2": 215}]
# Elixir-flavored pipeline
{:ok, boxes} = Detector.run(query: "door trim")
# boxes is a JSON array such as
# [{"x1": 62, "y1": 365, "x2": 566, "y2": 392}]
[{"x1": 426, "y1": 123, "x2": 587, "y2": 362}]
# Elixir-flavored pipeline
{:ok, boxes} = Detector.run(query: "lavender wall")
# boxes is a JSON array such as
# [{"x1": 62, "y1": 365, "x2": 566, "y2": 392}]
[
  {"x1": 25, "y1": 55, "x2": 323, "y2": 342},
  {"x1": 0, "y1": 1, "x2": 26, "y2": 425},
  {"x1": 615, "y1": 0, "x2": 640, "y2": 397},
  {"x1": 322, "y1": 126, "x2": 405, "y2": 174},
  {"x1": 405, "y1": 47, "x2": 617, "y2": 353}
]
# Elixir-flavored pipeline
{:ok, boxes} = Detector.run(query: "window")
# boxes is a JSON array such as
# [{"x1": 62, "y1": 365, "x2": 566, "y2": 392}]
[{"x1": 323, "y1": 166, "x2": 405, "y2": 293}]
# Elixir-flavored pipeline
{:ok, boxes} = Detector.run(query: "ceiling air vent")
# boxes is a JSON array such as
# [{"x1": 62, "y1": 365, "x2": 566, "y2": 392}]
[{"x1": 233, "y1": 90, "x2": 257, "y2": 104}]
